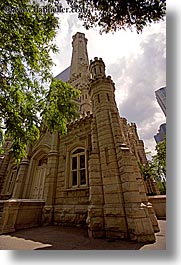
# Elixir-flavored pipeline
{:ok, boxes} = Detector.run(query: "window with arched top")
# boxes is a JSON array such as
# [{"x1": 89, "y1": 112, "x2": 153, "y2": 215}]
[{"x1": 71, "y1": 148, "x2": 87, "y2": 187}]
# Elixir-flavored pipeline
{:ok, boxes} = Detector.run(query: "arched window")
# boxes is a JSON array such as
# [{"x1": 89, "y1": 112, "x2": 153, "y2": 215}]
[{"x1": 71, "y1": 148, "x2": 87, "y2": 187}]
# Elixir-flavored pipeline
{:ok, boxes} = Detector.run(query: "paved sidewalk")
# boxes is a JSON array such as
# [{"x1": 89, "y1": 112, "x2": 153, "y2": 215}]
[{"x1": 0, "y1": 220, "x2": 166, "y2": 250}]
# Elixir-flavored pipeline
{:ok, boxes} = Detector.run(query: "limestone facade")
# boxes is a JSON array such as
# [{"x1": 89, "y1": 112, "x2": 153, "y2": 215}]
[{"x1": 0, "y1": 32, "x2": 159, "y2": 242}]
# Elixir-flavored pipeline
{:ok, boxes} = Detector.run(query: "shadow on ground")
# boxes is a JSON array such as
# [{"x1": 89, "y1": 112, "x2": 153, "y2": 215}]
[{"x1": 5, "y1": 225, "x2": 145, "y2": 250}]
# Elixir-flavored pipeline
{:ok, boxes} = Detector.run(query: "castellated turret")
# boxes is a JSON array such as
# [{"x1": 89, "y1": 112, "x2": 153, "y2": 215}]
[
  {"x1": 89, "y1": 57, "x2": 117, "y2": 114},
  {"x1": 87, "y1": 56, "x2": 159, "y2": 241},
  {"x1": 89, "y1": 57, "x2": 106, "y2": 79}
]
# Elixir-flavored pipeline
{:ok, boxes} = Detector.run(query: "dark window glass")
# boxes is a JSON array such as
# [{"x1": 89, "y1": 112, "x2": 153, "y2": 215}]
[
  {"x1": 71, "y1": 148, "x2": 87, "y2": 187},
  {"x1": 73, "y1": 148, "x2": 84, "y2": 155},
  {"x1": 72, "y1": 171, "x2": 77, "y2": 186},
  {"x1": 72, "y1": 157, "x2": 77, "y2": 170},
  {"x1": 98, "y1": 94, "x2": 100, "y2": 103},
  {"x1": 80, "y1": 155, "x2": 85, "y2": 169},
  {"x1": 80, "y1": 169, "x2": 86, "y2": 185}
]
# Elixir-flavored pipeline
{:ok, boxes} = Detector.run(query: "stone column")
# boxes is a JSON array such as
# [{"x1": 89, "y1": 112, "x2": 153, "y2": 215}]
[
  {"x1": 110, "y1": 111, "x2": 159, "y2": 239},
  {"x1": 118, "y1": 147, "x2": 156, "y2": 242},
  {"x1": 87, "y1": 118, "x2": 105, "y2": 238},
  {"x1": 42, "y1": 132, "x2": 59, "y2": 225},
  {"x1": 12, "y1": 158, "x2": 30, "y2": 199}
]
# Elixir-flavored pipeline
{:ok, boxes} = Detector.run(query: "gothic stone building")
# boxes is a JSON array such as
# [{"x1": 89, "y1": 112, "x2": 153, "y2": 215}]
[{"x1": 0, "y1": 32, "x2": 159, "y2": 242}]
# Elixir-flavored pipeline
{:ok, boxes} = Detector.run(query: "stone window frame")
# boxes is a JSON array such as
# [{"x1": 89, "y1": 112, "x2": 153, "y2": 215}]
[
  {"x1": 4, "y1": 166, "x2": 17, "y2": 195},
  {"x1": 69, "y1": 147, "x2": 87, "y2": 188}
]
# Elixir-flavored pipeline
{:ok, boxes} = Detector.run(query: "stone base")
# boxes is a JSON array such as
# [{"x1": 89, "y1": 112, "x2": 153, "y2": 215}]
[
  {"x1": 146, "y1": 202, "x2": 160, "y2": 233},
  {"x1": 135, "y1": 234, "x2": 156, "y2": 243},
  {"x1": 0, "y1": 199, "x2": 45, "y2": 234},
  {"x1": 105, "y1": 230, "x2": 127, "y2": 240},
  {"x1": 148, "y1": 195, "x2": 166, "y2": 220},
  {"x1": 88, "y1": 229, "x2": 105, "y2": 238},
  {"x1": 42, "y1": 205, "x2": 53, "y2": 225}
]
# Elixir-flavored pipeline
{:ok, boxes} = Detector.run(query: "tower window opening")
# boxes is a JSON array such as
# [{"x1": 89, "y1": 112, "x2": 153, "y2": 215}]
[
  {"x1": 99, "y1": 66, "x2": 102, "y2": 73},
  {"x1": 98, "y1": 94, "x2": 100, "y2": 103},
  {"x1": 94, "y1": 68, "x2": 96, "y2": 74},
  {"x1": 107, "y1": 93, "x2": 110, "y2": 101}
]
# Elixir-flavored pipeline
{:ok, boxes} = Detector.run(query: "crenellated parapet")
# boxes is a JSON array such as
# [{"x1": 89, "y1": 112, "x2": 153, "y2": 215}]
[{"x1": 67, "y1": 112, "x2": 93, "y2": 132}]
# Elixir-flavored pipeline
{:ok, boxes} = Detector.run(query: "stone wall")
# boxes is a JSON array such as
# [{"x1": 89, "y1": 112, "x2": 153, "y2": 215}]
[
  {"x1": 54, "y1": 188, "x2": 89, "y2": 226},
  {"x1": 148, "y1": 195, "x2": 166, "y2": 219},
  {"x1": 0, "y1": 199, "x2": 45, "y2": 234},
  {"x1": 54, "y1": 116, "x2": 92, "y2": 227}
]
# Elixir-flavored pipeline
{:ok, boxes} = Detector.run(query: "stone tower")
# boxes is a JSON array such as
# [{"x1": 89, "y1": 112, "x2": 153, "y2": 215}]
[
  {"x1": 69, "y1": 32, "x2": 91, "y2": 114},
  {"x1": 88, "y1": 57, "x2": 158, "y2": 242}
]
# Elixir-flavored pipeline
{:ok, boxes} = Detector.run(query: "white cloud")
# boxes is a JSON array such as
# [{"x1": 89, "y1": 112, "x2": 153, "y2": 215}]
[{"x1": 114, "y1": 29, "x2": 166, "y2": 152}]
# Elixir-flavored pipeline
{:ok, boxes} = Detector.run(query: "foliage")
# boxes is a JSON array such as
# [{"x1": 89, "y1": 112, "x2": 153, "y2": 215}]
[
  {"x1": 138, "y1": 160, "x2": 155, "y2": 181},
  {"x1": 67, "y1": 0, "x2": 166, "y2": 33},
  {"x1": 42, "y1": 79, "x2": 80, "y2": 134},
  {"x1": 0, "y1": 0, "x2": 80, "y2": 163},
  {"x1": 138, "y1": 138, "x2": 166, "y2": 193},
  {"x1": 157, "y1": 181, "x2": 166, "y2": 195},
  {"x1": 155, "y1": 137, "x2": 166, "y2": 176}
]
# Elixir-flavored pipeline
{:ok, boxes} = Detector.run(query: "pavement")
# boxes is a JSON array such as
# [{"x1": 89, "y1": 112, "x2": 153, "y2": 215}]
[{"x1": 0, "y1": 220, "x2": 166, "y2": 250}]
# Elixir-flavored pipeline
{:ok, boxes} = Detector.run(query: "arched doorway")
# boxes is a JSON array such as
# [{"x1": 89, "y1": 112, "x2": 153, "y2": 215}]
[{"x1": 30, "y1": 156, "x2": 48, "y2": 199}]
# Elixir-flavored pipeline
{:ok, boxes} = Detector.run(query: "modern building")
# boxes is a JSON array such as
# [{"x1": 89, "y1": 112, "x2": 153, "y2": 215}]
[
  {"x1": 155, "y1": 87, "x2": 166, "y2": 117},
  {"x1": 154, "y1": 123, "x2": 166, "y2": 144},
  {"x1": 0, "y1": 32, "x2": 159, "y2": 242},
  {"x1": 154, "y1": 87, "x2": 166, "y2": 143}
]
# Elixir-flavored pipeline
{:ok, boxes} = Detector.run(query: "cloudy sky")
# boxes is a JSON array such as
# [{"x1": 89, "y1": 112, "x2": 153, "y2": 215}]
[{"x1": 51, "y1": 10, "x2": 166, "y2": 154}]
